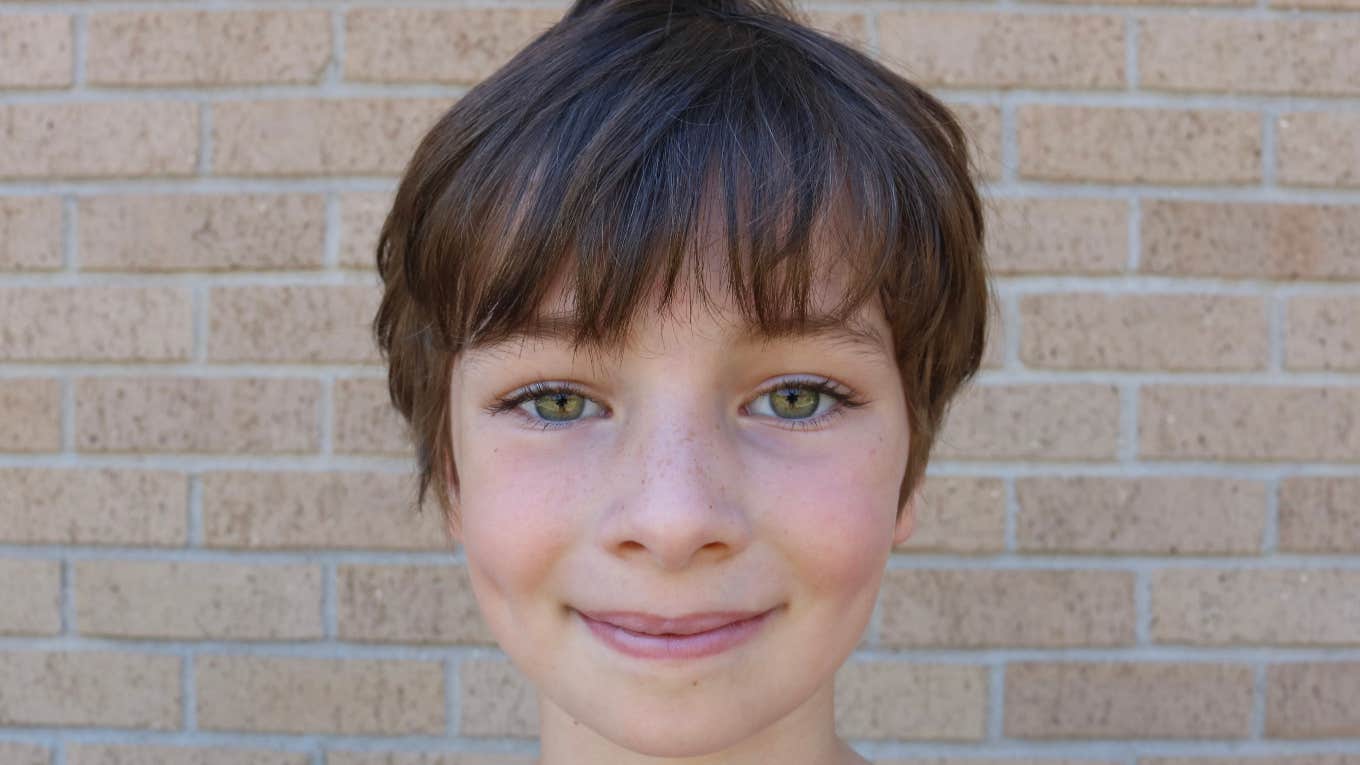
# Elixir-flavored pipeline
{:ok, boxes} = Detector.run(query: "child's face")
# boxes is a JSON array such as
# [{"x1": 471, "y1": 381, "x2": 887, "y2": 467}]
[{"x1": 447, "y1": 265, "x2": 917, "y2": 759}]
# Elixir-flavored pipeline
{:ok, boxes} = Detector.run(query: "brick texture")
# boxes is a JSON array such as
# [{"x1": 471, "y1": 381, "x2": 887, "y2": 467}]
[
  {"x1": 0, "y1": 102, "x2": 198, "y2": 179},
  {"x1": 1018, "y1": 106, "x2": 1261, "y2": 184},
  {"x1": 0, "y1": 196, "x2": 63, "y2": 271},
  {"x1": 196, "y1": 655, "x2": 445, "y2": 735},
  {"x1": 87, "y1": 10, "x2": 330, "y2": 86},
  {"x1": 0, "y1": 13, "x2": 72, "y2": 88},
  {"x1": 79, "y1": 193, "x2": 326, "y2": 272},
  {"x1": 878, "y1": 569, "x2": 1135, "y2": 647},
  {"x1": 2, "y1": 0, "x2": 1357, "y2": 757}
]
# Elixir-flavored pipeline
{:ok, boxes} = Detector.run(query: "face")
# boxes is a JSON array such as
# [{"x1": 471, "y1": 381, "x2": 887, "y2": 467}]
[{"x1": 446, "y1": 265, "x2": 918, "y2": 761}]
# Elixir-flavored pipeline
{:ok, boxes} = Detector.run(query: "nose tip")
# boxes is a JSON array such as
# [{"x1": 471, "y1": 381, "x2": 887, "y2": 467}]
[{"x1": 602, "y1": 415, "x2": 749, "y2": 570}]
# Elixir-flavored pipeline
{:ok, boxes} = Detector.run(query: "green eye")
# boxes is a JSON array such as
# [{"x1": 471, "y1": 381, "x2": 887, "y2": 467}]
[
  {"x1": 532, "y1": 391, "x2": 586, "y2": 421},
  {"x1": 766, "y1": 386, "x2": 820, "y2": 419}
]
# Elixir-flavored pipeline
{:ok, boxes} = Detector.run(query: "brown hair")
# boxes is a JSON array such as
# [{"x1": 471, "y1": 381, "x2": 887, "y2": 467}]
[{"x1": 373, "y1": 0, "x2": 993, "y2": 528}]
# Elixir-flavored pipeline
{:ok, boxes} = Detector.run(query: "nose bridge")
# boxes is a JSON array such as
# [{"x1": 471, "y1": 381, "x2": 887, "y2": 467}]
[{"x1": 603, "y1": 379, "x2": 747, "y2": 570}]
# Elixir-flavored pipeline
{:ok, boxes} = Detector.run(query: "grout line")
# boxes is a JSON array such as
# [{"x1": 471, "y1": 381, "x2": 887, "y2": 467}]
[
  {"x1": 1251, "y1": 663, "x2": 1268, "y2": 738},
  {"x1": 323, "y1": 562, "x2": 338, "y2": 639},
  {"x1": 59, "y1": 559, "x2": 73, "y2": 636},
  {"x1": 988, "y1": 662, "x2": 1006, "y2": 740}
]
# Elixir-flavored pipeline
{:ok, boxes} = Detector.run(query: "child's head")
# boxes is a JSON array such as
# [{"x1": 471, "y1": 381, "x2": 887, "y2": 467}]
[{"x1": 373, "y1": 0, "x2": 990, "y2": 757}]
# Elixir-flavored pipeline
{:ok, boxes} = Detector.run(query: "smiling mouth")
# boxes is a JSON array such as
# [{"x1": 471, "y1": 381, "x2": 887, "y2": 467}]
[{"x1": 574, "y1": 607, "x2": 777, "y2": 660}]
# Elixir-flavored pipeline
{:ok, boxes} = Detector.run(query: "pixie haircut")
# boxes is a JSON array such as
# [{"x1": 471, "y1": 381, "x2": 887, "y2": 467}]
[{"x1": 373, "y1": 0, "x2": 992, "y2": 527}]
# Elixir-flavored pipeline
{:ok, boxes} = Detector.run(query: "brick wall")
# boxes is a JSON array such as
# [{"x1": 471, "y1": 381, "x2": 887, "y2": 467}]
[{"x1": 0, "y1": 2, "x2": 1356, "y2": 764}]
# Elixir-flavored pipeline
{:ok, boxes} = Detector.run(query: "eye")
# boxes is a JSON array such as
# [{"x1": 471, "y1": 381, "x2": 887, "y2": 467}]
[
  {"x1": 483, "y1": 376, "x2": 868, "y2": 432},
  {"x1": 745, "y1": 376, "x2": 868, "y2": 432}
]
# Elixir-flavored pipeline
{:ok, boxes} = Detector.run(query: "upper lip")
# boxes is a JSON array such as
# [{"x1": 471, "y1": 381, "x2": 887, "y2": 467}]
[{"x1": 577, "y1": 608, "x2": 773, "y2": 636}]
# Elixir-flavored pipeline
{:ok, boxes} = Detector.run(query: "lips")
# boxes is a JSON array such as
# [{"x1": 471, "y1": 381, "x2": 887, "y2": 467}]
[{"x1": 576, "y1": 609, "x2": 771, "y2": 636}]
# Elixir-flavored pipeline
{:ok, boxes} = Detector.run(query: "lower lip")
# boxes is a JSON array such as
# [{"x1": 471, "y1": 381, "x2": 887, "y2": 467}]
[{"x1": 578, "y1": 609, "x2": 774, "y2": 660}]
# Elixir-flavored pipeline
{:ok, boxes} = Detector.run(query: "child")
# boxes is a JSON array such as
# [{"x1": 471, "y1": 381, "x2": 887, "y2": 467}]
[{"x1": 373, "y1": 0, "x2": 991, "y2": 761}]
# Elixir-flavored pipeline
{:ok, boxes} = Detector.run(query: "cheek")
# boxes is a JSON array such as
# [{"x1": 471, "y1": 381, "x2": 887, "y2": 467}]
[
  {"x1": 457, "y1": 440, "x2": 583, "y2": 604},
  {"x1": 748, "y1": 431, "x2": 903, "y2": 594}
]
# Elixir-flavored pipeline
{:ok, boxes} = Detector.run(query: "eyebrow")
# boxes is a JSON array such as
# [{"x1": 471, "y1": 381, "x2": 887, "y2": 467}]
[{"x1": 467, "y1": 312, "x2": 891, "y2": 360}]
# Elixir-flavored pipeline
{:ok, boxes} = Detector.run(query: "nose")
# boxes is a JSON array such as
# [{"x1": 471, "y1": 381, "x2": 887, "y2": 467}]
[{"x1": 597, "y1": 399, "x2": 752, "y2": 571}]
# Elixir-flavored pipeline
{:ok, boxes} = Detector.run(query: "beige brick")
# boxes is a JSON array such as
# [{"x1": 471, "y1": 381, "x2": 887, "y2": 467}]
[
  {"x1": 949, "y1": 102, "x2": 1002, "y2": 181},
  {"x1": 1004, "y1": 662, "x2": 1254, "y2": 738},
  {"x1": 0, "y1": 559, "x2": 61, "y2": 636},
  {"x1": 835, "y1": 661, "x2": 988, "y2": 740},
  {"x1": 76, "y1": 377, "x2": 321, "y2": 454},
  {"x1": 328, "y1": 755, "x2": 535, "y2": 765},
  {"x1": 1151, "y1": 569, "x2": 1360, "y2": 646},
  {"x1": 197, "y1": 655, "x2": 444, "y2": 735},
  {"x1": 1278, "y1": 112, "x2": 1360, "y2": 188},
  {"x1": 340, "y1": 190, "x2": 394, "y2": 269},
  {"x1": 1142, "y1": 751, "x2": 1360, "y2": 756},
  {"x1": 882, "y1": 761, "x2": 1119, "y2": 765},
  {"x1": 0, "y1": 101, "x2": 197, "y2": 180},
  {"x1": 1267, "y1": 662, "x2": 1360, "y2": 738},
  {"x1": 208, "y1": 285, "x2": 383, "y2": 363},
  {"x1": 983, "y1": 197, "x2": 1127, "y2": 276},
  {"x1": 933, "y1": 384, "x2": 1121, "y2": 460},
  {"x1": 80, "y1": 193, "x2": 325, "y2": 272},
  {"x1": 1143, "y1": 759, "x2": 1360, "y2": 765},
  {"x1": 0, "y1": 378, "x2": 61, "y2": 451},
  {"x1": 459, "y1": 658, "x2": 539, "y2": 738},
  {"x1": 0, "y1": 650, "x2": 180, "y2": 729},
  {"x1": 0, "y1": 743, "x2": 49, "y2": 765},
  {"x1": 0, "y1": 468, "x2": 185, "y2": 545},
  {"x1": 880, "y1": 12, "x2": 1122, "y2": 90},
  {"x1": 896, "y1": 476, "x2": 1006, "y2": 554},
  {"x1": 806, "y1": 12, "x2": 870, "y2": 52},
  {"x1": 1141, "y1": 18, "x2": 1360, "y2": 96},
  {"x1": 69, "y1": 744, "x2": 309, "y2": 765},
  {"x1": 1016, "y1": 477, "x2": 1267, "y2": 555},
  {"x1": 338, "y1": 564, "x2": 493, "y2": 644},
  {"x1": 1279, "y1": 477, "x2": 1360, "y2": 554},
  {"x1": 0, "y1": 286, "x2": 192, "y2": 361},
  {"x1": 213, "y1": 99, "x2": 448, "y2": 177},
  {"x1": 981, "y1": 299, "x2": 1005, "y2": 370},
  {"x1": 1018, "y1": 106, "x2": 1260, "y2": 184},
  {"x1": 1271, "y1": 0, "x2": 1360, "y2": 10},
  {"x1": 1140, "y1": 386, "x2": 1360, "y2": 461},
  {"x1": 344, "y1": 8, "x2": 559, "y2": 84},
  {"x1": 1019, "y1": 293, "x2": 1267, "y2": 371},
  {"x1": 0, "y1": 196, "x2": 63, "y2": 271},
  {"x1": 201, "y1": 470, "x2": 448, "y2": 551},
  {"x1": 75, "y1": 560, "x2": 322, "y2": 640},
  {"x1": 88, "y1": 10, "x2": 329, "y2": 86},
  {"x1": 1142, "y1": 200, "x2": 1360, "y2": 280},
  {"x1": 0, "y1": 13, "x2": 72, "y2": 87},
  {"x1": 334, "y1": 376, "x2": 412, "y2": 456},
  {"x1": 879, "y1": 569, "x2": 1134, "y2": 648},
  {"x1": 1020, "y1": 0, "x2": 1250, "y2": 6},
  {"x1": 1287, "y1": 296, "x2": 1360, "y2": 371}
]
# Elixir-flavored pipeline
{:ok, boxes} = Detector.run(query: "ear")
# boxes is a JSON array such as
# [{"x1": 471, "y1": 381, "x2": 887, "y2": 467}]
[{"x1": 892, "y1": 485, "x2": 922, "y2": 547}]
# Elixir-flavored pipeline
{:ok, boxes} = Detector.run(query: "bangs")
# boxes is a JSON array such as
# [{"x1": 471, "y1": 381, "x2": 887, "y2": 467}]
[{"x1": 395, "y1": 4, "x2": 972, "y2": 366}]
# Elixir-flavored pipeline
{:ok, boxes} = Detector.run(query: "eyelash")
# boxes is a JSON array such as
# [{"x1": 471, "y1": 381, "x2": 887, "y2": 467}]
[{"x1": 482, "y1": 376, "x2": 869, "y2": 433}]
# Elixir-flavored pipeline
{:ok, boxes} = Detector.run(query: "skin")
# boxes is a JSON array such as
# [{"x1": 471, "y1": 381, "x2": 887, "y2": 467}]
[{"x1": 445, "y1": 264, "x2": 920, "y2": 765}]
